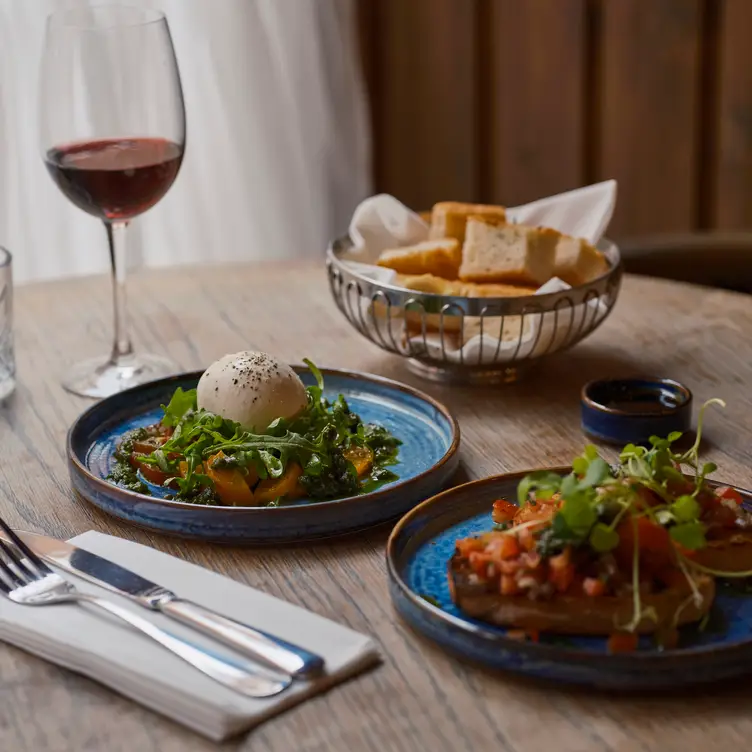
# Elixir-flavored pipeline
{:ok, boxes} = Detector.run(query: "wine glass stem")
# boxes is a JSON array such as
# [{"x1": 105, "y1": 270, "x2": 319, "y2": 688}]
[{"x1": 105, "y1": 220, "x2": 134, "y2": 364}]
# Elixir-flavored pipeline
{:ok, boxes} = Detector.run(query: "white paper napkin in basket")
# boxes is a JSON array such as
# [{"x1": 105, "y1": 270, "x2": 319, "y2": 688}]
[
  {"x1": 0, "y1": 531, "x2": 379, "y2": 742},
  {"x1": 343, "y1": 182, "x2": 617, "y2": 364}
]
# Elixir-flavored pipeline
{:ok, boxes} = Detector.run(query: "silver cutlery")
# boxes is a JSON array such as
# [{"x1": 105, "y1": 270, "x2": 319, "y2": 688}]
[
  {"x1": 0, "y1": 521, "x2": 291, "y2": 699},
  {"x1": 11, "y1": 530, "x2": 324, "y2": 679}
]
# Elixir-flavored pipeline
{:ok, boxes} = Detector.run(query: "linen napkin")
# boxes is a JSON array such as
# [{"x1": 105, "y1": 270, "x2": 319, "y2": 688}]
[
  {"x1": 0, "y1": 531, "x2": 380, "y2": 742},
  {"x1": 341, "y1": 182, "x2": 617, "y2": 364}
]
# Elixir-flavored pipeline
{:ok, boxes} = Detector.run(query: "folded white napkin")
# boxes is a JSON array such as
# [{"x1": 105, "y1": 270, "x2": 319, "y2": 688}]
[
  {"x1": 341, "y1": 182, "x2": 617, "y2": 365},
  {"x1": 0, "y1": 531, "x2": 380, "y2": 742}
]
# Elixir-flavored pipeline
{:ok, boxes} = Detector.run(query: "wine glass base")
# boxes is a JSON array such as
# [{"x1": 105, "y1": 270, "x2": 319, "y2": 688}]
[{"x1": 62, "y1": 353, "x2": 179, "y2": 399}]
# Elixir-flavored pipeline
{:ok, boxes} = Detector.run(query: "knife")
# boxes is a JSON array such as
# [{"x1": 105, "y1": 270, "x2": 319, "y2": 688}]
[{"x1": 12, "y1": 531, "x2": 324, "y2": 679}]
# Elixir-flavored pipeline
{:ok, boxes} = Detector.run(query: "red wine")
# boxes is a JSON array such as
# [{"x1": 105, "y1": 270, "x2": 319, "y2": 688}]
[{"x1": 45, "y1": 137, "x2": 183, "y2": 221}]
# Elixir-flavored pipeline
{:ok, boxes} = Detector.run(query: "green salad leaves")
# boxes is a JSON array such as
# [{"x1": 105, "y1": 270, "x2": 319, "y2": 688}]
[{"x1": 110, "y1": 360, "x2": 401, "y2": 505}]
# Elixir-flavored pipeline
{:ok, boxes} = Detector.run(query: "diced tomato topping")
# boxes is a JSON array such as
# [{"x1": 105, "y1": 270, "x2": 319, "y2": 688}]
[
  {"x1": 519, "y1": 551, "x2": 541, "y2": 569},
  {"x1": 485, "y1": 534, "x2": 520, "y2": 561},
  {"x1": 549, "y1": 548, "x2": 575, "y2": 593},
  {"x1": 517, "y1": 527, "x2": 536, "y2": 551},
  {"x1": 500, "y1": 574, "x2": 519, "y2": 596},
  {"x1": 608, "y1": 633, "x2": 638, "y2": 653},
  {"x1": 492, "y1": 498, "x2": 518, "y2": 524},
  {"x1": 616, "y1": 518, "x2": 673, "y2": 568},
  {"x1": 716, "y1": 486, "x2": 743, "y2": 506},
  {"x1": 499, "y1": 559, "x2": 522, "y2": 575},
  {"x1": 636, "y1": 487, "x2": 662, "y2": 508},
  {"x1": 456, "y1": 538, "x2": 486, "y2": 558},
  {"x1": 702, "y1": 502, "x2": 739, "y2": 529},
  {"x1": 514, "y1": 501, "x2": 557, "y2": 527},
  {"x1": 468, "y1": 551, "x2": 493, "y2": 577},
  {"x1": 582, "y1": 577, "x2": 606, "y2": 597}
]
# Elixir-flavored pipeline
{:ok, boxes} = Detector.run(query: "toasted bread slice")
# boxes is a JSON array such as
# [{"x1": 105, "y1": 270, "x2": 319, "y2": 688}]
[
  {"x1": 690, "y1": 531, "x2": 752, "y2": 573},
  {"x1": 395, "y1": 273, "x2": 464, "y2": 296},
  {"x1": 554, "y1": 236, "x2": 609, "y2": 286},
  {"x1": 429, "y1": 202, "x2": 507, "y2": 244},
  {"x1": 459, "y1": 219, "x2": 559, "y2": 285},
  {"x1": 377, "y1": 239, "x2": 461, "y2": 280},
  {"x1": 448, "y1": 553, "x2": 715, "y2": 635},
  {"x1": 459, "y1": 281, "x2": 538, "y2": 297},
  {"x1": 395, "y1": 274, "x2": 536, "y2": 299}
]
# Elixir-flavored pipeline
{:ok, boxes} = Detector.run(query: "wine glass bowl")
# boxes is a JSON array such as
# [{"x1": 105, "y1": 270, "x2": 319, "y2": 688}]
[{"x1": 39, "y1": 6, "x2": 186, "y2": 398}]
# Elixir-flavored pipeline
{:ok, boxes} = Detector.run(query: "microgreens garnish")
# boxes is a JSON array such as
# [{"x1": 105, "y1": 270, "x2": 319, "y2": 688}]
[{"x1": 517, "y1": 397, "x2": 729, "y2": 633}]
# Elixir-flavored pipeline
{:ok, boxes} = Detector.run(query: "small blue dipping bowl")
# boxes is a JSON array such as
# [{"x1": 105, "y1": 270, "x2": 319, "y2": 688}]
[{"x1": 581, "y1": 377, "x2": 693, "y2": 445}]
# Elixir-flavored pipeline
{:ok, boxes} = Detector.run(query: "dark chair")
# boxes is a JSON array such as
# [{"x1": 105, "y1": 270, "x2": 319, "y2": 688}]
[{"x1": 618, "y1": 232, "x2": 752, "y2": 293}]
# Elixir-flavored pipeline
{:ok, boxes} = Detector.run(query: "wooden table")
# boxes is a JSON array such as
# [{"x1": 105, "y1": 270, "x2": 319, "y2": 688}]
[{"x1": 3, "y1": 263, "x2": 752, "y2": 752}]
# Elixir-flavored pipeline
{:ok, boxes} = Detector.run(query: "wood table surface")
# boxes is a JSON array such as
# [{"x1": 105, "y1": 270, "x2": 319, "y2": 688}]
[{"x1": 2, "y1": 262, "x2": 752, "y2": 752}]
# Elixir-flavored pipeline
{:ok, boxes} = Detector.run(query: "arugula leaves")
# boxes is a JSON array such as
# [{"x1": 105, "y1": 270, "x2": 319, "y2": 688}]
[
  {"x1": 161, "y1": 387, "x2": 197, "y2": 428},
  {"x1": 118, "y1": 361, "x2": 402, "y2": 505}
]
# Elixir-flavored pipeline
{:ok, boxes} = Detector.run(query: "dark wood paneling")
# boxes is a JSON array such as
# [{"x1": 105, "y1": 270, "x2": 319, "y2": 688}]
[
  {"x1": 373, "y1": 0, "x2": 478, "y2": 209},
  {"x1": 487, "y1": 0, "x2": 587, "y2": 207},
  {"x1": 714, "y1": 0, "x2": 752, "y2": 229},
  {"x1": 598, "y1": 0, "x2": 703, "y2": 235},
  {"x1": 361, "y1": 0, "x2": 752, "y2": 234}
]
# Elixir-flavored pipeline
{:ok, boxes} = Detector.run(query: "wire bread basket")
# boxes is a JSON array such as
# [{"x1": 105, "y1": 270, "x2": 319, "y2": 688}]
[{"x1": 326, "y1": 235, "x2": 623, "y2": 384}]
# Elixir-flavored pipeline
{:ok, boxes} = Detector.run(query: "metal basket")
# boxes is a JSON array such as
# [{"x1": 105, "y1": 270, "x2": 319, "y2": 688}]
[{"x1": 326, "y1": 235, "x2": 623, "y2": 384}]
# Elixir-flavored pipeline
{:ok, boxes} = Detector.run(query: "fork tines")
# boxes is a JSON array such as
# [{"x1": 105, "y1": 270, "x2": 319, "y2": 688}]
[{"x1": 0, "y1": 517, "x2": 53, "y2": 576}]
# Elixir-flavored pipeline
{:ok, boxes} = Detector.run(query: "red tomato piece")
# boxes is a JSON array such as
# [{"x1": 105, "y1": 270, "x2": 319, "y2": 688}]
[
  {"x1": 492, "y1": 498, "x2": 518, "y2": 521},
  {"x1": 608, "y1": 633, "x2": 638, "y2": 653},
  {"x1": 132, "y1": 455, "x2": 169, "y2": 485},
  {"x1": 500, "y1": 574, "x2": 519, "y2": 596},
  {"x1": 485, "y1": 534, "x2": 520, "y2": 561},
  {"x1": 716, "y1": 486, "x2": 743, "y2": 505},
  {"x1": 582, "y1": 577, "x2": 606, "y2": 597},
  {"x1": 456, "y1": 538, "x2": 486, "y2": 558}
]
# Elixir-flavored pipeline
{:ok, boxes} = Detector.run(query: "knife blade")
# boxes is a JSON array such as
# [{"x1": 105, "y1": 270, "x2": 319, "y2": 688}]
[{"x1": 13, "y1": 531, "x2": 324, "y2": 679}]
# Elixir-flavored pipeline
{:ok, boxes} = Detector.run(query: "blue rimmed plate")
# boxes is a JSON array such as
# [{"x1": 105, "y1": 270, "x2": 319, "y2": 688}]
[
  {"x1": 68, "y1": 367, "x2": 460, "y2": 544},
  {"x1": 387, "y1": 471, "x2": 752, "y2": 689}
]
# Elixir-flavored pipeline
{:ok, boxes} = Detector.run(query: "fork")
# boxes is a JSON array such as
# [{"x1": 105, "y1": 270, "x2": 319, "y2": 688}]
[{"x1": 0, "y1": 521, "x2": 291, "y2": 699}]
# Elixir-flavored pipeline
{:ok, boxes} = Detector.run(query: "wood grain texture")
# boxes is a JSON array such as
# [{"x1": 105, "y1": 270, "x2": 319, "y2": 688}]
[
  {"x1": 597, "y1": 0, "x2": 703, "y2": 236},
  {"x1": 372, "y1": 0, "x2": 478, "y2": 209},
  {"x1": 4, "y1": 263, "x2": 752, "y2": 750},
  {"x1": 487, "y1": 0, "x2": 587, "y2": 206},
  {"x1": 714, "y1": 0, "x2": 752, "y2": 229}
]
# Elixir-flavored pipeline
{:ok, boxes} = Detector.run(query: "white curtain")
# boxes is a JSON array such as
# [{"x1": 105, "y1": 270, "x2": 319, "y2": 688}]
[{"x1": 0, "y1": 0, "x2": 371, "y2": 284}]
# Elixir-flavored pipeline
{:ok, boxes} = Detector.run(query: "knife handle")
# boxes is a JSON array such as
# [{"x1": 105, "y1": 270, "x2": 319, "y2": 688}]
[{"x1": 159, "y1": 598, "x2": 325, "y2": 678}]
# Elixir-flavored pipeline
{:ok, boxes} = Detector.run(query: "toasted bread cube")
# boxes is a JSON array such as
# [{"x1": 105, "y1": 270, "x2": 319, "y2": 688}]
[
  {"x1": 459, "y1": 219, "x2": 559, "y2": 286},
  {"x1": 553, "y1": 236, "x2": 609, "y2": 286},
  {"x1": 458, "y1": 281, "x2": 538, "y2": 297},
  {"x1": 429, "y1": 202, "x2": 507, "y2": 244},
  {"x1": 377, "y1": 239, "x2": 461, "y2": 279},
  {"x1": 395, "y1": 273, "x2": 463, "y2": 296}
]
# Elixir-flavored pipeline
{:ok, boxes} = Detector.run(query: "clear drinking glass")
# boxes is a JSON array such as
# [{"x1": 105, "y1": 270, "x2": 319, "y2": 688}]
[
  {"x1": 39, "y1": 7, "x2": 186, "y2": 398},
  {"x1": 0, "y1": 248, "x2": 15, "y2": 401}
]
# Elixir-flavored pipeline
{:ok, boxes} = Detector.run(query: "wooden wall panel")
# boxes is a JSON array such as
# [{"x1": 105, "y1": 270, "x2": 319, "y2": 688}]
[
  {"x1": 598, "y1": 0, "x2": 703, "y2": 236},
  {"x1": 370, "y1": 0, "x2": 478, "y2": 210},
  {"x1": 487, "y1": 0, "x2": 587, "y2": 207},
  {"x1": 714, "y1": 0, "x2": 752, "y2": 229}
]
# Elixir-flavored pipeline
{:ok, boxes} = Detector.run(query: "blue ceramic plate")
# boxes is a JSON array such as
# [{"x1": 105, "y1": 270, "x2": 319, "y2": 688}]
[
  {"x1": 68, "y1": 367, "x2": 460, "y2": 543},
  {"x1": 387, "y1": 471, "x2": 752, "y2": 689}
]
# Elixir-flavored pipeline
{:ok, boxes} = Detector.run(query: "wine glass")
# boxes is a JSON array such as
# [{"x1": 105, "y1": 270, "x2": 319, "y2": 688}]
[{"x1": 39, "y1": 6, "x2": 186, "y2": 398}]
